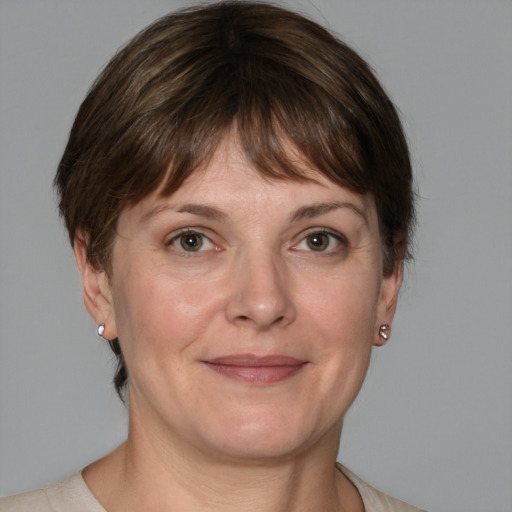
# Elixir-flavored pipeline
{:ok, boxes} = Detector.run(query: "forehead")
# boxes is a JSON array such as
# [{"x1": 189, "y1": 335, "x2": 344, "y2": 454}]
[
  {"x1": 177, "y1": 135, "x2": 369, "y2": 204},
  {"x1": 120, "y1": 136, "x2": 378, "y2": 230}
]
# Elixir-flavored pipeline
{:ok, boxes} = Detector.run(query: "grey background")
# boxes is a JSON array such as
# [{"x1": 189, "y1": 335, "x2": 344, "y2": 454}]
[{"x1": 1, "y1": 1, "x2": 511, "y2": 511}]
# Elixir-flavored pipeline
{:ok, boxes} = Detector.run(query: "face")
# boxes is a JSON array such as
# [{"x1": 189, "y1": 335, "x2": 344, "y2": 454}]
[{"x1": 78, "y1": 138, "x2": 401, "y2": 463}]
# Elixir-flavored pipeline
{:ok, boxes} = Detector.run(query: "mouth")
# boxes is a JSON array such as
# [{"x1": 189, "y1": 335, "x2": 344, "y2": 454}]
[{"x1": 202, "y1": 354, "x2": 308, "y2": 385}]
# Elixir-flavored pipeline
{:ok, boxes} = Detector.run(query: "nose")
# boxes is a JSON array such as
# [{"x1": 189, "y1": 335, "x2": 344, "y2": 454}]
[{"x1": 225, "y1": 249, "x2": 296, "y2": 330}]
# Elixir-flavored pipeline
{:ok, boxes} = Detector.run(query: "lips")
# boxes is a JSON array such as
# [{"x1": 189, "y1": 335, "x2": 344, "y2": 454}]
[{"x1": 202, "y1": 354, "x2": 308, "y2": 384}]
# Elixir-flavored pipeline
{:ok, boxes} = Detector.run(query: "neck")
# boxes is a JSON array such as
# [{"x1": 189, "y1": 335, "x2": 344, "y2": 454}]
[{"x1": 83, "y1": 401, "x2": 362, "y2": 512}]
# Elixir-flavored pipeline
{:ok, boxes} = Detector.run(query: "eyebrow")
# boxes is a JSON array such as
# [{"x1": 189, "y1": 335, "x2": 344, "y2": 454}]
[
  {"x1": 141, "y1": 203, "x2": 228, "y2": 225},
  {"x1": 290, "y1": 201, "x2": 369, "y2": 225},
  {"x1": 141, "y1": 200, "x2": 367, "y2": 225}
]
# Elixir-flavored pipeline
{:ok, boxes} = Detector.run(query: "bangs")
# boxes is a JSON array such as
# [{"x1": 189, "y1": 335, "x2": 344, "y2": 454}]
[{"x1": 127, "y1": 49, "x2": 368, "y2": 206}]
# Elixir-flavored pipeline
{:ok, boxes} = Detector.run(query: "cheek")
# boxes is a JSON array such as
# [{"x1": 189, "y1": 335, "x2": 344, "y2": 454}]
[
  {"x1": 301, "y1": 269, "x2": 381, "y2": 338},
  {"x1": 299, "y1": 270, "x2": 381, "y2": 384},
  {"x1": 111, "y1": 263, "x2": 225, "y2": 360}
]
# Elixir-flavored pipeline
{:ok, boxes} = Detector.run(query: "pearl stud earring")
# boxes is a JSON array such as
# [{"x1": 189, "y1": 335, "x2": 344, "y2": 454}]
[{"x1": 378, "y1": 324, "x2": 391, "y2": 340}]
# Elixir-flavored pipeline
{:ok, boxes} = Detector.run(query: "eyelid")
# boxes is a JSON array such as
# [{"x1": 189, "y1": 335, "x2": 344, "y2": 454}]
[
  {"x1": 165, "y1": 227, "x2": 220, "y2": 253},
  {"x1": 291, "y1": 228, "x2": 348, "y2": 252}
]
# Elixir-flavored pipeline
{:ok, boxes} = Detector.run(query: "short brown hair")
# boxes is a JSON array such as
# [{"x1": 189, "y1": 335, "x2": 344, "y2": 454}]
[{"x1": 55, "y1": 1, "x2": 415, "y2": 398}]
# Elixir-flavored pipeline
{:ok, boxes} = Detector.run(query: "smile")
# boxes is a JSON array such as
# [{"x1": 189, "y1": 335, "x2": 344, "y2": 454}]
[{"x1": 202, "y1": 354, "x2": 308, "y2": 385}]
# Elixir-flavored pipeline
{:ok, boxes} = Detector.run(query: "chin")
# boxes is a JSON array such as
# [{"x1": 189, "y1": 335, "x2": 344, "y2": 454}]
[
  {"x1": 211, "y1": 432, "x2": 308, "y2": 462},
  {"x1": 195, "y1": 405, "x2": 335, "y2": 463}
]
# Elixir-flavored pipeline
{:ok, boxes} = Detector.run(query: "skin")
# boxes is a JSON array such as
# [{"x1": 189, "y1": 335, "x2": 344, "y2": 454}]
[{"x1": 74, "y1": 137, "x2": 402, "y2": 512}]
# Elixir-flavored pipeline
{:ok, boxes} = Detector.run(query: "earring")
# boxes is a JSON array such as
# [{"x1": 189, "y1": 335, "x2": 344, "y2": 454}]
[
  {"x1": 378, "y1": 324, "x2": 391, "y2": 340},
  {"x1": 97, "y1": 324, "x2": 105, "y2": 337}
]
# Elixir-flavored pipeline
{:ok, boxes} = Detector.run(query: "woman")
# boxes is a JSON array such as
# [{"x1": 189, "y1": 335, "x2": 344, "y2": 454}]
[{"x1": 0, "y1": 2, "x2": 423, "y2": 510}]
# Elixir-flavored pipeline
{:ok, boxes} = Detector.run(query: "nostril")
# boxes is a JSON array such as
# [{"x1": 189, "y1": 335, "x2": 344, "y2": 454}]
[{"x1": 232, "y1": 313, "x2": 288, "y2": 330}]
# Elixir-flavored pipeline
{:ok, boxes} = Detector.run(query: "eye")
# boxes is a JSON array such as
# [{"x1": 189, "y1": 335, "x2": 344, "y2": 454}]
[
  {"x1": 168, "y1": 230, "x2": 217, "y2": 253},
  {"x1": 306, "y1": 232, "x2": 330, "y2": 251},
  {"x1": 293, "y1": 230, "x2": 345, "y2": 253}
]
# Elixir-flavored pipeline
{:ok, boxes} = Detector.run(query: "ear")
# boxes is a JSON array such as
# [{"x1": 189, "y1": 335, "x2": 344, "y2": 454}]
[
  {"x1": 373, "y1": 260, "x2": 403, "y2": 347},
  {"x1": 73, "y1": 233, "x2": 117, "y2": 340}
]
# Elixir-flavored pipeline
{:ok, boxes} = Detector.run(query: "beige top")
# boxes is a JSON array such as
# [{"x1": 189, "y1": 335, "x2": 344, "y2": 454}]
[{"x1": 0, "y1": 466, "x2": 425, "y2": 511}]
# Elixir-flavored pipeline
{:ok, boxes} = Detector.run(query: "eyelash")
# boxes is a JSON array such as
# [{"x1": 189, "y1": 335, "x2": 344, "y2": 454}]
[
  {"x1": 165, "y1": 228, "x2": 348, "y2": 255},
  {"x1": 166, "y1": 229, "x2": 218, "y2": 254},
  {"x1": 292, "y1": 229, "x2": 348, "y2": 254}
]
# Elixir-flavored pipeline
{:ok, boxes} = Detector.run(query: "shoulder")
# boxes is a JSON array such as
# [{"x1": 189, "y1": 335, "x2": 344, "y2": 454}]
[
  {"x1": 0, "y1": 487, "x2": 53, "y2": 512},
  {"x1": 0, "y1": 472, "x2": 106, "y2": 512},
  {"x1": 338, "y1": 464, "x2": 427, "y2": 512}
]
